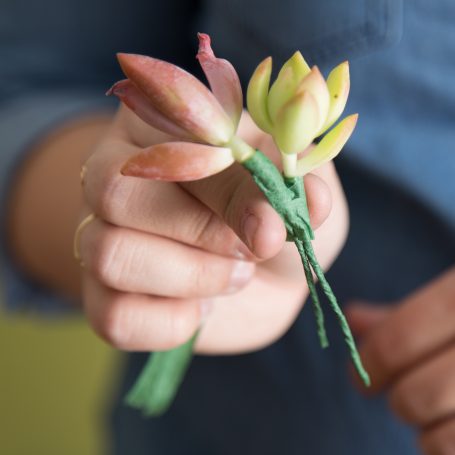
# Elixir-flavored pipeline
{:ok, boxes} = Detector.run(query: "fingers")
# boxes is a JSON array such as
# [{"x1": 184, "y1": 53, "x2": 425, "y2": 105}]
[
  {"x1": 420, "y1": 418, "x2": 455, "y2": 455},
  {"x1": 83, "y1": 136, "x2": 253, "y2": 259},
  {"x1": 356, "y1": 268, "x2": 455, "y2": 391},
  {"x1": 78, "y1": 217, "x2": 255, "y2": 298},
  {"x1": 180, "y1": 163, "x2": 285, "y2": 259},
  {"x1": 181, "y1": 164, "x2": 332, "y2": 259},
  {"x1": 388, "y1": 344, "x2": 455, "y2": 427},
  {"x1": 83, "y1": 273, "x2": 209, "y2": 351},
  {"x1": 381, "y1": 336, "x2": 455, "y2": 455},
  {"x1": 345, "y1": 302, "x2": 393, "y2": 338},
  {"x1": 84, "y1": 134, "x2": 333, "y2": 261},
  {"x1": 347, "y1": 269, "x2": 455, "y2": 453}
]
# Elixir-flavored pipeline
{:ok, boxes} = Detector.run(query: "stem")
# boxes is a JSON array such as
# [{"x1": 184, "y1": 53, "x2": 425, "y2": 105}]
[
  {"x1": 125, "y1": 331, "x2": 198, "y2": 416},
  {"x1": 241, "y1": 150, "x2": 313, "y2": 239},
  {"x1": 299, "y1": 233, "x2": 371, "y2": 386},
  {"x1": 228, "y1": 135, "x2": 256, "y2": 162},
  {"x1": 242, "y1": 149, "x2": 370, "y2": 386},
  {"x1": 295, "y1": 240, "x2": 329, "y2": 348},
  {"x1": 281, "y1": 152, "x2": 297, "y2": 177},
  {"x1": 283, "y1": 175, "x2": 326, "y2": 347}
]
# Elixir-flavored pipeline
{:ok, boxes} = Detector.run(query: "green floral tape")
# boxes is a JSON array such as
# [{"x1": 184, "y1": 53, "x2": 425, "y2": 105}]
[{"x1": 243, "y1": 150, "x2": 370, "y2": 386}]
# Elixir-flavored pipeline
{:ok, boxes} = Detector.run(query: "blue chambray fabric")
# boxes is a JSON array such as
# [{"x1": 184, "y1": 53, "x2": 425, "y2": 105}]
[
  {"x1": 347, "y1": 0, "x2": 455, "y2": 232},
  {"x1": 0, "y1": 0, "x2": 454, "y2": 453}
]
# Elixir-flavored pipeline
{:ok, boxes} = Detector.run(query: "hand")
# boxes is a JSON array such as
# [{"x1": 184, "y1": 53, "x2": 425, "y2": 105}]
[
  {"x1": 346, "y1": 267, "x2": 455, "y2": 455},
  {"x1": 79, "y1": 105, "x2": 349, "y2": 354}
]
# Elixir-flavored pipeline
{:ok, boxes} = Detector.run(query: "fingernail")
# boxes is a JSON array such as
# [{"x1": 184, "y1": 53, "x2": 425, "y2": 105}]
[
  {"x1": 199, "y1": 299, "x2": 214, "y2": 323},
  {"x1": 226, "y1": 260, "x2": 255, "y2": 293},
  {"x1": 242, "y1": 214, "x2": 258, "y2": 252},
  {"x1": 80, "y1": 165, "x2": 87, "y2": 186},
  {"x1": 233, "y1": 240, "x2": 251, "y2": 260}
]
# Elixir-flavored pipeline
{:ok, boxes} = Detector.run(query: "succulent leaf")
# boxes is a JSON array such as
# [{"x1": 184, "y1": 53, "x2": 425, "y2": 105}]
[
  {"x1": 107, "y1": 79, "x2": 196, "y2": 141},
  {"x1": 117, "y1": 53, "x2": 234, "y2": 145},
  {"x1": 196, "y1": 33, "x2": 243, "y2": 129},
  {"x1": 274, "y1": 91, "x2": 319, "y2": 154},
  {"x1": 246, "y1": 57, "x2": 273, "y2": 133},
  {"x1": 267, "y1": 51, "x2": 311, "y2": 123},
  {"x1": 317, "y1": 61, "x2": 350, "y2": 136},
  {"x1": 121, "y1": 142, "x2": 235, "y2": 181},
  {"x1": 296, "y1": 67, "x2": 330, "y2": 131},
  {"x1": 297, "y1": 114, "x2": 358, "y2": 175}
]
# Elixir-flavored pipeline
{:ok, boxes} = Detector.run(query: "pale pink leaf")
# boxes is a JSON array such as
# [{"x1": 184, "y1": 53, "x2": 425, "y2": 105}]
[
  {"x1": 117, "y1": 53, "x2": 234, "y2": 146},
  {"x1": 196, "y1": 33, "x2": 243, "y2": 129},
  {"x1": 107, "y1": 79, "x2": 196, "y2": 141},
  {"x1": 121, "y1": 142, "x2": 235, "y2": 181}
]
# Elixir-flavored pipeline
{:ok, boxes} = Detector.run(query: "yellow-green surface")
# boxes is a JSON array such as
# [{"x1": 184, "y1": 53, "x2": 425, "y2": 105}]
[{"x1": 0, "y1": 308, "x2": 120, "y2": 455}]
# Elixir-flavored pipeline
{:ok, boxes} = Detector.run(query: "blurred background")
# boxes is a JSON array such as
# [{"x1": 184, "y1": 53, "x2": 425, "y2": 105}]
[{"x1": 0, "y1": 304, "x2": 119, "y2": 454}]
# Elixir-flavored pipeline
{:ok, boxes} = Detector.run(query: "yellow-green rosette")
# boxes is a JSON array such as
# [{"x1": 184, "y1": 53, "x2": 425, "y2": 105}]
[{"x1": 247, "y1": 52, "x2": 357, "y2": 176}]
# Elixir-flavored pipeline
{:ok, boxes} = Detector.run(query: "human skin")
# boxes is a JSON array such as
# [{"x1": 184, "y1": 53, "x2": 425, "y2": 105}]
[
  {"x1": 8, "y1": 105, "x2": 347, "y2": 354},
  {"x1": 79, "y1": 106, "x2": 348, "y2": 354},
  {"x1": 346, "y1": 267, "x2": 455, "y2": 455}
]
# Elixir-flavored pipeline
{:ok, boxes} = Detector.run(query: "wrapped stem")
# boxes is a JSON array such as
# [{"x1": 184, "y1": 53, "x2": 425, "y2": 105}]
[
  {"x1": 297, "y1": 234, "x2": 370, "y2": 386},
  {"x1": 283, "y1": 175, "x2": 328, "y2": 348},
  {"x1": 296, "y1": 240, "x2": 329, "y2": 348},
  {"x1": 242, "y1": 149, "x2": 369, "y2": 386},
  {"x1": 125, "y1": 331, "x2": 198, "y2": 416}
]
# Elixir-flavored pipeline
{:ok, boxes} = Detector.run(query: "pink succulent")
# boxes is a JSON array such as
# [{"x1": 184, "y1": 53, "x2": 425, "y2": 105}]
[{"x1": 108, "y1": 33, "x2": 244, "y2": 181}]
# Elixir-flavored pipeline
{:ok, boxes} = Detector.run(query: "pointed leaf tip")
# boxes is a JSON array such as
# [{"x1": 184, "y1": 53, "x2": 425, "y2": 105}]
[
  {"x1": 197, "y1": 33, "x2": 214, "y2": 57},
  {"x1": 288, "y1": 51, "x2": 311, "y2": 79},
  {"x1": 196, "y1": 33, "x2": 242, "y2": 129},
  {"x1": 267, "y1": 53, "x2": 312, "y2": 123},
  {"x1": 116, "y1": 52, "x2": 146, "y2": 74},
  {"x1": 105, "y1": 79, "x2": 127, "y2": 97}
]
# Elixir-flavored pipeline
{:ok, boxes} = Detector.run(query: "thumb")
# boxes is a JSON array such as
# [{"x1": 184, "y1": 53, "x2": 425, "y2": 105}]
[
  {"x1": 345, "y1": 302, "x2": 393, "y2": 338},
  {"x1": 181, "y1": 164, "x2": 332, "y2": 260}
]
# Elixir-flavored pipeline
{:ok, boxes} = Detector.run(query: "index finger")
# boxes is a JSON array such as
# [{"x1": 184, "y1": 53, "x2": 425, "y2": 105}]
[{"x1": 83, "y1": 135, "x2": 252, "y2": 260}]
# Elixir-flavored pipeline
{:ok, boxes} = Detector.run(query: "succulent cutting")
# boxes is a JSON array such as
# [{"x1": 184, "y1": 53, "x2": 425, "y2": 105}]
[{"x1": 108, "y1": 33, "x2": 369, "y2": 417}]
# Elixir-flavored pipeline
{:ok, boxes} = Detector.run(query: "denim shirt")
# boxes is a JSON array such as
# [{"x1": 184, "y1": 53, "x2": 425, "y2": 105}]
[{"x1": 1, "y1": 1, "x2": 454, "y2": 454}]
